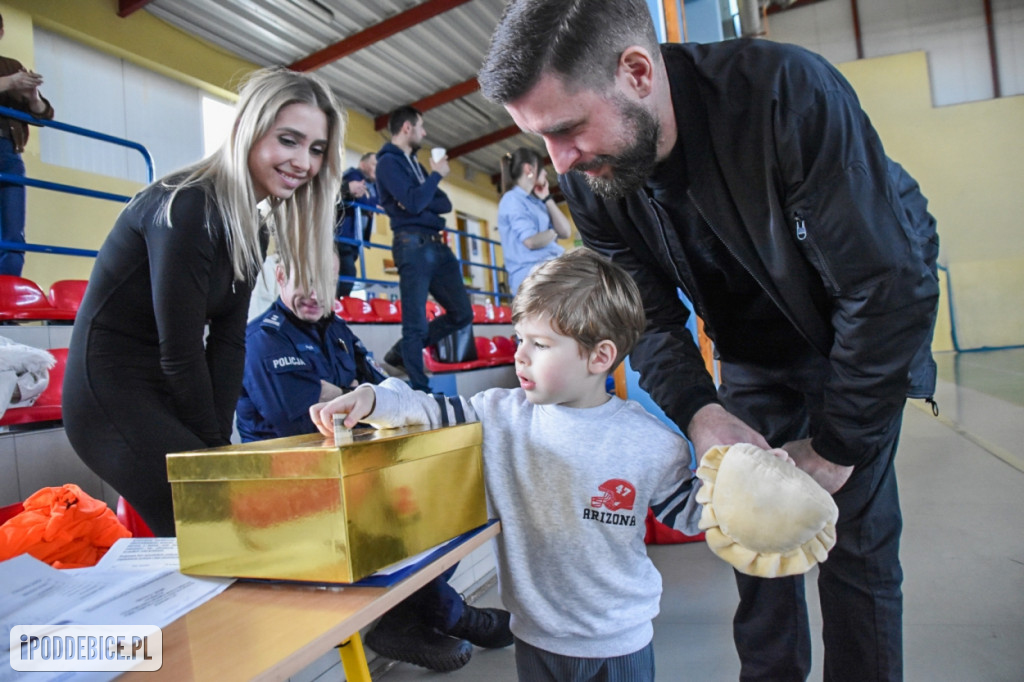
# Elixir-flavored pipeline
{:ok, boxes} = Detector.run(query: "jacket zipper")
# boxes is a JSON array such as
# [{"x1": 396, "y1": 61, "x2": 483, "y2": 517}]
[
  {"x1": 793, "y1": 212, "x2": 840, "y2": 293},
  {"x1": 643, "y1": 194, "x2": 706, "y2": 320},
  {"x1": 687, "y1": 191, "x2": 774, "y2": 310},
  {"x1": 685, "y1": 192, "x2": 830, "y2": 356}
]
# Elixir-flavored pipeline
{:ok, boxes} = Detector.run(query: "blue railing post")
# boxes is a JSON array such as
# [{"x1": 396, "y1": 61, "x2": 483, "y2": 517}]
[{"x1": 336, "y1": 201, "x2": 510, "y2": 305}]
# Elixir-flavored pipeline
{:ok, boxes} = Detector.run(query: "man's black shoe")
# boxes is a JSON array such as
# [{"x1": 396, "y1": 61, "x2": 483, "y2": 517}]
[
  {"x1": 381, "y1": 344, "x2": 409, "y2": 377},
  {"x1": 448, "y1": 605, "x2": 513, "y2": 649},
  {"x1": 384, "y1": 345, "x2": 404, "y2": 369},
  {"x1": 365, "y1": 612, "x2": 472, "y2": 672}
]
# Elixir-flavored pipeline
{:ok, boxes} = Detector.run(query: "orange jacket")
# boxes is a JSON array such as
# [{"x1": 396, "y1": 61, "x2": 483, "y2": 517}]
[{"x1": 0, "y1": 484, "x2": 130, "y2": 569}]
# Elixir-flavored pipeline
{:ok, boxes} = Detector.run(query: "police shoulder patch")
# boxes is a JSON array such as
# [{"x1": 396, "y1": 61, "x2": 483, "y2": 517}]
[{"x1": 260, "y1": 312, "x2": 283, "y2": 331}]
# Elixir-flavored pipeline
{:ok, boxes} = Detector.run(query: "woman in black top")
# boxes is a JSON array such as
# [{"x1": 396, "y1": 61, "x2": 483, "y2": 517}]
[{"x1": 63, "y1": 68, "x2": 345, "y2": 536}]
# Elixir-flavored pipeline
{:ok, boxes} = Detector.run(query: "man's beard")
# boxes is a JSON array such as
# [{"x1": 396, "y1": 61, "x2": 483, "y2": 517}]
[{"x1": 573, "y1": 95, "x2": 660, "y2": 200}]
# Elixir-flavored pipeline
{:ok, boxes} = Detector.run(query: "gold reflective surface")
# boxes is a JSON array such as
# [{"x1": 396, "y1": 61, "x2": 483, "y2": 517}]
[{"x1": 167, "y1": 423, "x2": 486, "y2": 583}]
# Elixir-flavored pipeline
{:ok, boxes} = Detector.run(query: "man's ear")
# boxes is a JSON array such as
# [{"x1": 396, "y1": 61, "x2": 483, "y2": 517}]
[
  {"x1": 617, "y1": 46, "x2": 655, "y2": 98},
  {"x1": 588, "y1": 339, "x2": 618, "y2": 375},
  {"x1": 274, "y1": 263, "x2": 287, "y2": 288}
]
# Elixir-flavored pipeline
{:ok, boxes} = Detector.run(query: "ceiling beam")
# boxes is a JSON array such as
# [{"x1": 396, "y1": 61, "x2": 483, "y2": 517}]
[
  {"x1": 118, "y1": 0, "x2": 155, "y2": 17},
  {"x1": 290, "y1": 0, "x2": 474, "y2": 72},
  {"x1": 375, "y1": 78, "x2": 480, "y2": 130},
  {"x1": 447, "y1": 125, "x2": 521, "y2": 160}
]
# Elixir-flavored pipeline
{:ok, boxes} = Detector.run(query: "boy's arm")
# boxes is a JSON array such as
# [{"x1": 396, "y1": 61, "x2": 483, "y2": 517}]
[
  {"x1": 309, "y1": 377, "x2": 478, "y2": 435},
  {"x1": 649, "y1": 441, "x2": 705, "y2": 537}
]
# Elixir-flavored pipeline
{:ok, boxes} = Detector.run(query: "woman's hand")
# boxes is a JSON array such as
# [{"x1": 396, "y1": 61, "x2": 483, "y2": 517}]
[
  {"x1": 532, "y1": 172, "x2": 550, "y2": 200},
  {"x1": 309, "y1": 384, "x2": 376, "y2": 435}
]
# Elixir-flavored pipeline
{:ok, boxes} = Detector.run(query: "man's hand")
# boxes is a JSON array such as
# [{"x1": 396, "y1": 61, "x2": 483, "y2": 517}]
[
  {"x1": 309, "y1": 384, "x2": 376, "y2": 436},
  {"x1": 0, "y1": 69, "x2": 43, "y2": 94},
  {"x1": 429, "y1": 155, "x2": 450, "y2": 178},
  {"x1": 347, "y1": 179, "x2": 368, "y2": 199},
  {"x1": 687, "y1": 403, "x2": 770, "y2": 465},
  {"x1": 780, "y1": 438, "x2": 853, "y2": 494}
]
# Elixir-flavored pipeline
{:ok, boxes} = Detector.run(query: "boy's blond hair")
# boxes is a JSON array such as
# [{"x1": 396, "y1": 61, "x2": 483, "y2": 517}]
[{"x1": 512, "y1": 248, "x2": 645, "y2": 370}]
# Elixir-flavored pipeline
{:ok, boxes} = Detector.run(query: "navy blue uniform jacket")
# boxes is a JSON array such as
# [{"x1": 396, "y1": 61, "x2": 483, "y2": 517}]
[{"x1": 237, "y1": 299, "x2": 386, "y2": 441}]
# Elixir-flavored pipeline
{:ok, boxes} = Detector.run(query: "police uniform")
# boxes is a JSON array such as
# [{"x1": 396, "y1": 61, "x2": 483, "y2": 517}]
[{"x1": 237, "y1": 299, "x2": 386, "y2": 442}]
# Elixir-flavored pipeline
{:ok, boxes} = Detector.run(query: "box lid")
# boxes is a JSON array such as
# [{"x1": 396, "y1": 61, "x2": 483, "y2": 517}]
[{"x1": 166, "y1": 422, "x2": 482, "y2": 482}]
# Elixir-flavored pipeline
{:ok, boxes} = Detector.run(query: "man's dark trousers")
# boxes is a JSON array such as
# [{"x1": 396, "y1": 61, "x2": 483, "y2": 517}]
[
  {"x1": 392, "y1": 230, "x2": 473, "y2": 392},
  {"x1": 718, "y1": 356, "x2": 904, "y2": 681}
]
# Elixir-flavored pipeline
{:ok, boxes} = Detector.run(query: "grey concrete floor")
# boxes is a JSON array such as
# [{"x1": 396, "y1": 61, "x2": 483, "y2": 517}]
[{"x1": 295, "y1": 349, "x2": 1024, "y2": 681}]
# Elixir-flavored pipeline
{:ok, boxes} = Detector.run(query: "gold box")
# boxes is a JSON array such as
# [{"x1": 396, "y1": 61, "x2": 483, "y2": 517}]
[{"x1": 166, "y1": 423, "x2": 486, "y2": 583}]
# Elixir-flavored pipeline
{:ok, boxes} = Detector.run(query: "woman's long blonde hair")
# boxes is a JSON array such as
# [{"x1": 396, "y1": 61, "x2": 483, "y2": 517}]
[{"x1": 161, "y1": 67, "x2": 345, "y2": 313}]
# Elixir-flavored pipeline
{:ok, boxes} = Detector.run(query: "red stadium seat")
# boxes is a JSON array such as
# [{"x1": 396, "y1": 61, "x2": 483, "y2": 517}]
[
  {"x1": 491, "y1": 335, "x2": 517, "y2": 364},
  {"x1": 0, "y1": 348, "x2": 68, "y2": 426},
  {"x1": 471, "y1": 304, "x2": 488, "y2": 324},
  {"x1": 0, "y1": 276, "x2": 75, "y2": 322},
  {"x1": 425, "y1": 300, "x2": 444, "y2": 321},
  {"x1": 116, "y1": 497, "x2": 155, "y2": 538},
  {"x1": 338, "y1": 296, "x2": 380, "y2": 323},
  {"x1": 0, "y1": 502, "x2": 24, "y2": 525},
  {"x1": 47, "y1": 279, "x2": 88, "y2": 314},
  {"x1": 474, "y1": 336, "x2": 501, "y2": 365},
  {"x1": 369, "y1": 298, "x2": 401, "y2": 322},
  {"x1": 495, "y1": 305, "x2": 512, "y2": 323},
  {"x1": 422, "y1": 347, "x2": 489, "y2": 373}
]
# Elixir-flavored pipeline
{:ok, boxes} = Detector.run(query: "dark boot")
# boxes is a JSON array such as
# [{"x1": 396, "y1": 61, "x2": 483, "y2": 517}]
[
  {"x1": 365, "y1": 610, "x2": 473, "y2": 672},
  {"x1": 382, "y1": 343, "x2": 407, "y2": 377},
  {"x1": 448, "y1": 605, "x2": 513, "y2": 649}
]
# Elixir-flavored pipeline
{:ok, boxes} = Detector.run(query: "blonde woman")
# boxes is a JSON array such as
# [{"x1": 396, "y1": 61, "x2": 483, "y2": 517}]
[{"x1": 64, "y1": 67, "x2": 344, "y2": 536}]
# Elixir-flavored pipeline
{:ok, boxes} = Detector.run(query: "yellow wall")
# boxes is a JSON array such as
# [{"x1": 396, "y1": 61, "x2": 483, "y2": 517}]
[{"x1": 837, "y1": 52, "x2": 1024, "y2": 351}]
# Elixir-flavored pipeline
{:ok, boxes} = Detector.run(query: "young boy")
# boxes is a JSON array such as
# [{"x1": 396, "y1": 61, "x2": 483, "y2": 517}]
[{"x1": 310, "y1": 248, "x2": 703, "y2": 681}]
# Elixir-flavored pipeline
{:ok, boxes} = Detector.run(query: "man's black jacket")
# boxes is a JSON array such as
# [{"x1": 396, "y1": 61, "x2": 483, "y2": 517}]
[{"x1": 562, "y1": 40, "x2": 939, "y2": 467}]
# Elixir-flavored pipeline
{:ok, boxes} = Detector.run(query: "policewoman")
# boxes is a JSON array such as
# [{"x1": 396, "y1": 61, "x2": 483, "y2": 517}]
[{"x1": 236, "y1": 259, "x2": 385, "y2": 442}]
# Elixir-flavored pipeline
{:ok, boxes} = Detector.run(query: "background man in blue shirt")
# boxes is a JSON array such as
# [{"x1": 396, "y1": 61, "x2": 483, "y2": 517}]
[
  {"x1": 336, "y1": 151, "x2": 379, "y2": 298},
  {"x1": 375, "y1": 105, "x2": 474, "y2": 391}
]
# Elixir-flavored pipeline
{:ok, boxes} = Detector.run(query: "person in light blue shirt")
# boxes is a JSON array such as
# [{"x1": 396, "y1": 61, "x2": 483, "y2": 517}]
[{"x1": 497, "y1": 147, "x2": 573, "y2": 294}]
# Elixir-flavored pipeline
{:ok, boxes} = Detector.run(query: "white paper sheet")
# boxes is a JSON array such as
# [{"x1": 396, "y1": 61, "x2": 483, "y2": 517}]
[{"x1": 1, "y1": 539, "x2": 233, "y2": 681}]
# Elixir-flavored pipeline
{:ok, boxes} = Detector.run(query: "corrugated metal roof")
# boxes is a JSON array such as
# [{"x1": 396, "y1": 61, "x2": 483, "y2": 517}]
[{"x1": 142, "y1": 0, "x2": 545, "y2": 182}]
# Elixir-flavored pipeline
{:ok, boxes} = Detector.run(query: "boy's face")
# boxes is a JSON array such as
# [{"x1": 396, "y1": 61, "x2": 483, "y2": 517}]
[{"x1": 513, "y1": 314, "x2": 610, "y2": 409}]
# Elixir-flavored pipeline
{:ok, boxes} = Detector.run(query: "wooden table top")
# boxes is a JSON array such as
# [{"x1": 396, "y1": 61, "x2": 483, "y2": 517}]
[{"x1": 121, "y1": 522, "x2": 499, "y2": 681}]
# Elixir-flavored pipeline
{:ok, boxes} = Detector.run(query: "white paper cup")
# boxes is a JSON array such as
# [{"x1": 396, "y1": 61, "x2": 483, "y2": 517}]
[{"x1": 431, "y1": 147, "x2": 446, "y2": 163}]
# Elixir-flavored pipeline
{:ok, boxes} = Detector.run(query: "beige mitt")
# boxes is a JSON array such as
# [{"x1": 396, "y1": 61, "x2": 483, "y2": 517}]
[{"x1": 696, "y1": 443, "x2": 839, "y2": 578}]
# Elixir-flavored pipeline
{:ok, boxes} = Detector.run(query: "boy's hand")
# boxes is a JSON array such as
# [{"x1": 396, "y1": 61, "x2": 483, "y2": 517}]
[{"x1": 309, "y1": 384, "x2": 376, "y2": 435}]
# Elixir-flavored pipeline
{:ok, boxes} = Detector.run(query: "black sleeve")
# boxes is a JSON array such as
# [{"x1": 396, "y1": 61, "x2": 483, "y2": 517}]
[
  {"x1": 773, "y1": 58, "x2": 940, "y2": 465},
  {"x1": 145, "y1": 188, "x2": 229, "y2": 445},
  {"x1": 561, "y1": 179, "x2": 720, "y2": 435},
  {"x1": 206, "y1": 285, "x2": 250, "y2": 443}
]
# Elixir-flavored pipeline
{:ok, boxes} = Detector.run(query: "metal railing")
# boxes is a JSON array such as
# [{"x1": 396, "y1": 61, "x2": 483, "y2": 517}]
[
  {"x1": 0, "y1": 104, "x2": 155, "y2": 259},
  {"x1": 338, "y1": 201, "x2": 512, "y2": 305}
]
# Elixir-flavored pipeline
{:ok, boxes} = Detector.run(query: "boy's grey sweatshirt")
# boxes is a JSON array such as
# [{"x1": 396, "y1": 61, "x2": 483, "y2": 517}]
[{"x1": 364, "y1": 378, "x2": 704, "y2": 658}]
